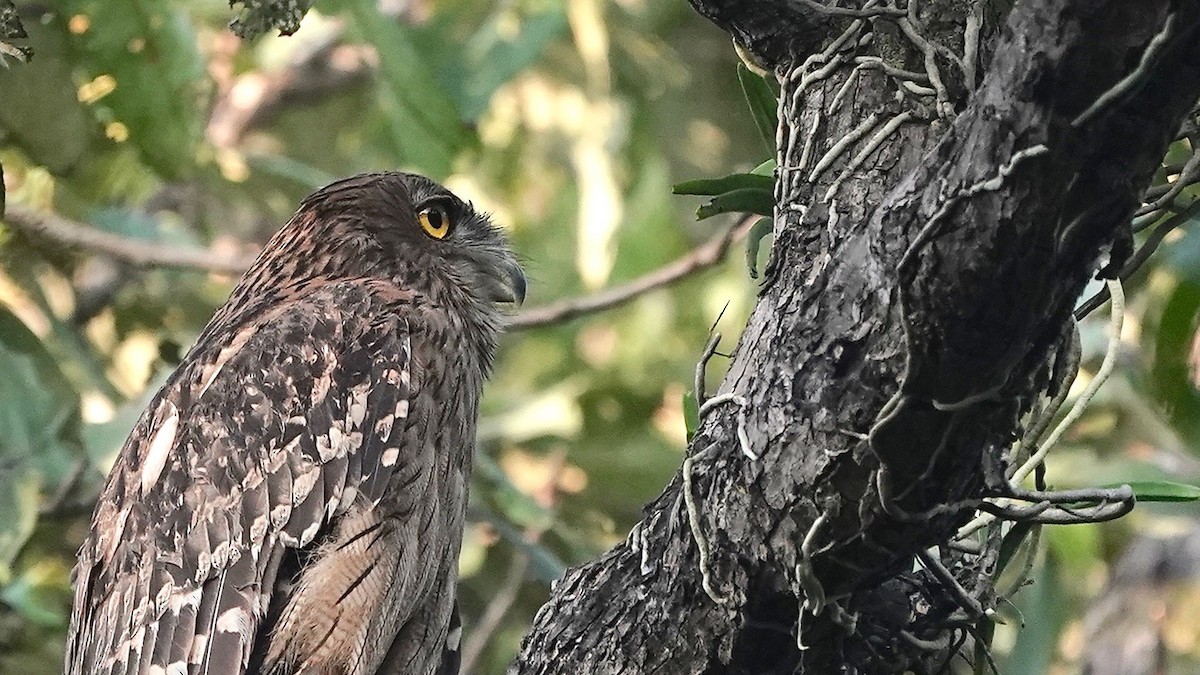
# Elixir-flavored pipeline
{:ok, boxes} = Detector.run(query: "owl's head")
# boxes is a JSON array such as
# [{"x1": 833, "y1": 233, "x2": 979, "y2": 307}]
[{"x1": 291, "y1": 172, "x2": 527, "y2": 312}]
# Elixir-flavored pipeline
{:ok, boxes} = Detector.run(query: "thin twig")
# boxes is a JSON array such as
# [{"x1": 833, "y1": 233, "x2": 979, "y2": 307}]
[
  {"x1": 1006, "y1": 325, "x2": 1081, "y2": 478},
  {"x1": 1013, "y1": 279, "x2": 1124, "y2": 485},
  {"x1": 917, "y1": 549, "x2": 988, "y2": 619},
  {"x1": 1075, "y1": 198, "x2": 1200, "y2": 318},
  {"x1": 957, "y1": 280, "x2": 1127, "y2": 539},
  {"x1": 461, "y1": 451, "x2": 566, "y2": 672},
  {"x1": 511, "y1": 215, "x2": 756, "y2": 329},
  {"x1": 3, "y1": 204, "x2": 256, "y2": 275},
  {"x1": 459, "y1": 552, "x2": 530, "y2": 675},
  {"x1": 695, "y1": 333, "x2": 723, "y2": 408}
]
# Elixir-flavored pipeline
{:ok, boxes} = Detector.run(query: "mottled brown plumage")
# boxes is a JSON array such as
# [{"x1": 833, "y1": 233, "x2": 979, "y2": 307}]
[{"x1": 66, "y1": 173, "x2": 525, "y2": 675}]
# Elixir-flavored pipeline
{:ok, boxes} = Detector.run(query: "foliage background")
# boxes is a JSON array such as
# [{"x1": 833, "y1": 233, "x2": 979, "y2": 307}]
[{"x1": 0, "y1": 1, "x2": 1198, "y2": 672}]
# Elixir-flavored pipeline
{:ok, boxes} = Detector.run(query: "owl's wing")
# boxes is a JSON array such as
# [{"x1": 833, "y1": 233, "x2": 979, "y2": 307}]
[{"x1": 66, "y1": 281, "x2": 420, "y2": 675}]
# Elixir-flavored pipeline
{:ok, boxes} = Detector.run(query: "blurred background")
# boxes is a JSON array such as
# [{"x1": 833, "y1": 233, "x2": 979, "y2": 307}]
[{"x1": 0, "y1": 1, "x2": 1198, "y2": 673}]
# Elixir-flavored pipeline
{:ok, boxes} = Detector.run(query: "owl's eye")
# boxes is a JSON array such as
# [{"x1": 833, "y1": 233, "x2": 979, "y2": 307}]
[{"x1": 417, "y1": 205, "x2": 452, "y2": 240}]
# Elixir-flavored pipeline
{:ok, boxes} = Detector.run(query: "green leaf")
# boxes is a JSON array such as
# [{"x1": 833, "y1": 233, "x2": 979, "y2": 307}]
[
  {"x1": 245, "y1": 154, "x2": 338, "y2": 192},
  {"x1": 1164, "y1": 219, "x2": 1200, "y2": 286},
  {"x1": 457, "y1": 8, "x2": 567, "y2": 119},
  {"x1": 673, "y1": 172, "x2": 773, "y2": 197},
  {"x1": 995, "y1": 521, "x2": 1036, "y2": 575},
  {"x1": 60, "y1": 0, "x2": 205, "y2": 178},
  {"x1": 695, "y1": 187, "x2": 774, "y2": 220},
  {"x1": 1113, "y1": 480, "x2": 1200, "y2": 502},
  {"x1": 737, "y1": 64, "x2": 777, "y2": 154},
  {"x1": 0, "y1": 19, "x2": 94, "y2": 173},
  {"x1": 973, "y1": 616, "x2": 995, "y2": 675},
  {"x1": 751, "y1": 158, "x2": 777, "y2": 176},
  {"x1": 347, "y1": 0, "x2": 474, "y2": 177},
  {"x1": 0, "y1": 560, "x2": 70, "y2": 627},
  {"x1": 1148, "y1": 280, "x2": 1200, "y2": 446},
  {"x1": 1001, "y1": 555, "x2": 1070, "y2": 675},
  {"x1": 0, "y1": 307, "x2": 84, "y2": 577},
  {"x1": 683, "y1": 391, "x2": 699, "y2": 442},
  {"x1": 745, "y1": 216, "x2": 773, "y2": 279},
  {"x1": 0, "y1": 477, "x2": 39, "y2": 584}
]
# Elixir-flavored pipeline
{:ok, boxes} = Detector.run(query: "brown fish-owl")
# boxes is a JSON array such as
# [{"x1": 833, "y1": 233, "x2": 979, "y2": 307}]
[{"x1": 65, "y1": 173, "x2": 526, "y2": 675}]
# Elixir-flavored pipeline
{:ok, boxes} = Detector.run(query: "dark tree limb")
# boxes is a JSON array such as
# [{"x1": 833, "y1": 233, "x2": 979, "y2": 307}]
[{"x1": 511, "y1": 1, "x2": 1200, "y2": 672}]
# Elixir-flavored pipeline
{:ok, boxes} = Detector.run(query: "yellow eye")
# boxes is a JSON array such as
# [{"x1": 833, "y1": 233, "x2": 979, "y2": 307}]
[{"x1": 417, "y1": 206, "x2": 452, "y2": 240}]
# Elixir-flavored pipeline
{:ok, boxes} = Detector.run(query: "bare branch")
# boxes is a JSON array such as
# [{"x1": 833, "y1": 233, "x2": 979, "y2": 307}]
[
  {"x1": 2, "y1": 204, "x2": 256, "y2": 275},
  {"x1": 4, "y1": 204, "x2": 757, "y2": 331},
  {"x1": 508, "y1": 215, "x2": 757, "y2": 330},
  {"x1": 460, "y1": 553, "x2": 530, "y2": 674}
]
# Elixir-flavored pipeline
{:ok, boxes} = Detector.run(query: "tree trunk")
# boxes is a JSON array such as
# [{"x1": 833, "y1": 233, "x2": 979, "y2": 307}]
[{"x1": 512, "y1": 1, "x2": 1200, "y2": 673}]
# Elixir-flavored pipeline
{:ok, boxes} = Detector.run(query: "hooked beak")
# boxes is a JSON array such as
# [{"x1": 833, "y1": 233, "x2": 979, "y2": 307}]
[{"x1": 489, "y1": 259, "x2": 527, "y2": 306}]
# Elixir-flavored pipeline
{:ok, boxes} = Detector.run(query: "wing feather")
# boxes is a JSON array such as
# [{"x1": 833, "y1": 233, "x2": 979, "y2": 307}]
[{"x1": 66, "y1": 281, "x2": 417, "y2": 675}]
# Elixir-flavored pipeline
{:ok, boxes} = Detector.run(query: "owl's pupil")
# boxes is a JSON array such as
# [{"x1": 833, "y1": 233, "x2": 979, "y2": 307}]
[{"x1": 427, "y1": 211, "x2": 443, "y2": 228}]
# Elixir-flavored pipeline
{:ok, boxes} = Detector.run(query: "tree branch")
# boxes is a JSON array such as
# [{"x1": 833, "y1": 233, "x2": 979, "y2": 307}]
[
  {"x1": 2, "y1": 204, "x2": 754, "y2": 330},
  {"x1": 2, "y1": 204, "x2": 255, "y2": 275},
  {"x1": 509, "y1": 216, "x2": 755, "y2": 330}
]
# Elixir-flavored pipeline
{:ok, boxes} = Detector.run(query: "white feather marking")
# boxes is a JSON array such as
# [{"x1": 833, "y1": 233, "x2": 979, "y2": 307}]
[
  {"x1": 348, "y1": 399, "x2": 367, "y2": 428},
  {"x1": 447, "y1": 624, "x2": 463, "y2": 649},
  {"x1": 374, "y1": 414, "x2": 394, "y2": 442},
  {"x1": 291, "y1": 466, "x2": 320, "y2": 506},
  {"x1": 189, "y1": 633, "x2": 208, "y2": 664},
  {"x1": 395, "y1": 400, "x2": 409, "y2": 419},
  {"x1": 215, "y1": 607, "x2": 251, "y2": 636},
  {"x1": 315, "y1": 434, "x2": 332, "y2": 462},
  {"x1": 167, "y1": 662, "x2": 188, "y2": 675},
  {"x1": 101, "y1": 506, "x2": 131, "y2": 563},
  {"x1": 270, "y1": 504, "x2": 290, "y2": 528},
  {"x1": 128, "y1": 623, "x2": 146, "y2": 655},
  {"x1": 154, "y1": 578, "x2": 174, "y2": 614},
  {"x1": 148, "y1": 666, "x2": 167, "y2": 675},
  {"x1": 140, "y1": 401, "x2": 180, "y2": 493},
  {"x1": 299, "y1": 520, "x2": 321, "y2": 546},
  {"x1": 326, "y1": 426, "x2": 344, "y2": 458},
  {"x1": 170, "y1": 587, "x2": 203, "y2": 612},
  {"x1": 196, "y1": 327, "x2": 256, "y2": 398},
  {"x1": 249, "y1": 513, "x2": 269, "y2": 543},
  {"x1": 381, "y1": 448, "x2": 399, "y2": 467},
  {"x1": 211, "y1": 541, "x2": 230, "y2": 568}
]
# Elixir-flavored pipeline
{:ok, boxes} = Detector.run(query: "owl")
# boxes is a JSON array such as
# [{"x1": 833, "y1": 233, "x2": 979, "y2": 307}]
[{"x1": 66, "y1": 172, "x2": 525, "y2": 675}]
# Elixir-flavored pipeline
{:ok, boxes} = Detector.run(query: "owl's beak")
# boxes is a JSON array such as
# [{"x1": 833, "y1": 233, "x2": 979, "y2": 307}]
[{"x1": 491, "y1": 260, "x2": 527, "y2": 306}]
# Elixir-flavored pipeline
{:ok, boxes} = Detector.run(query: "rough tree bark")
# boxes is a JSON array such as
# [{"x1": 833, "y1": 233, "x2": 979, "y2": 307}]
[{"x1": 511, "y1": 1, "x2": 1200, "y2": 673}]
